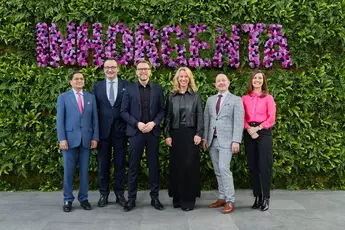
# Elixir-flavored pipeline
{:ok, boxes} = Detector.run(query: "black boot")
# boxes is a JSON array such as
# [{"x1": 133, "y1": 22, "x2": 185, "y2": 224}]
[
  {"x1": 260, "y1": 198, "x2": 269, "y2": 211},
  {"x1": 252, "y1": 195, "x2": 262, "y2": 209}
]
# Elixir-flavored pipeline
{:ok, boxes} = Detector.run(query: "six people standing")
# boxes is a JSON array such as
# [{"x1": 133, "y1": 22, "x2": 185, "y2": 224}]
[{"x1": 56, "y1": 62, "x2": 275, "y2": 213}]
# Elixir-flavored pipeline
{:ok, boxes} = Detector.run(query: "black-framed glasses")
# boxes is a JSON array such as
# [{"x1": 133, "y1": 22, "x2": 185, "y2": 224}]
[{"x1": 137, "y1": 68, "x2": 150, "y2": 71}]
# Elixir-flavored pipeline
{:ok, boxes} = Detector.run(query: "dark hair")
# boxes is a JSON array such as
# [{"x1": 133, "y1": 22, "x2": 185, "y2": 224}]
[
  {"x1": 136, "y1": 60, "x2": 152, "y2": 69},
  {"x1": 104, "y1": 58, "x2": 118, "y2": 66},
  {"x1": 246, "y1": 70, "x2": 269, "y2": 97},
  {"x1": 70, "y1": 71, "x2": 83, "y2": 80}
]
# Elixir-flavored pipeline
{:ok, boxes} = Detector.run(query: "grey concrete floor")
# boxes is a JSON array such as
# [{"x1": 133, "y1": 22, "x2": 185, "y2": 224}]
[{"x1": 0, "y1": 189, "x2": 344, "y2": 230}]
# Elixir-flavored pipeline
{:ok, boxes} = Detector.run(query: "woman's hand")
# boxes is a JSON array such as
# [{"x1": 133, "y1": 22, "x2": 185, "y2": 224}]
[
  {"x1": 165, "y1": 137, "x2": 172, "y2": 147},
  {"x1": 194, "y1": 135, "x2": 201, "y2": 145}
]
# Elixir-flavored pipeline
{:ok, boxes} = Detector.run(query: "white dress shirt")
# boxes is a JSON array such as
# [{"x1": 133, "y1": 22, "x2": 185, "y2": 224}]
[{"x1": 72, "y1": 88, "x2": 84, "y2": 108}]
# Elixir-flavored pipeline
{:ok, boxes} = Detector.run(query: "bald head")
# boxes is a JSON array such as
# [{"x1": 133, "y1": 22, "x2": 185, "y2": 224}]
[{"x1": 215, "y1": 74, "x2": 230, "y2": 93}]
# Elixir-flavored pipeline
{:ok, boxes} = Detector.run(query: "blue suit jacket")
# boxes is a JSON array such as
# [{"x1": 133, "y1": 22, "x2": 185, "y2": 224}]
[
  {"x1": 92, "y1": 79, "x2": 128, "y2": 139},
  {"x1": 56, "y1": 89, "x2": 99, "y2": 149},
  {"x1": 120, "y1": 81, "x2": 165, "y2": 137}
]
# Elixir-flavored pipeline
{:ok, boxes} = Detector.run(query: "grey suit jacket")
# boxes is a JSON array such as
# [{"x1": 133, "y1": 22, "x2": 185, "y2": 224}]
[{"x1": 203, "y1": 92, "x2": 244, "y2": 149}]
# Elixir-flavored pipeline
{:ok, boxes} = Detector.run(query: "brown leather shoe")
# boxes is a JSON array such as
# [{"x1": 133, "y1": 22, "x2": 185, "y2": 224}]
[
  {"x1": 222, "y1": 202, "x2": 235, "y2": 214},
  {"x1": 208, "y1": 199, "x2": 226, "y2": 208}
]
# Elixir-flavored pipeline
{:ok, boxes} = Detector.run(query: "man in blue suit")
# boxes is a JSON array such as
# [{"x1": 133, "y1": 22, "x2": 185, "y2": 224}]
[
  {"x1": 121, "y1": 60, "x2": 165, "y2": 212},
  {"x1": 92, "y1": 58, "x2": 128, "y2": 207},
  {"x1": 56, "y1": 72, "x2": 99, "y2": 212}
]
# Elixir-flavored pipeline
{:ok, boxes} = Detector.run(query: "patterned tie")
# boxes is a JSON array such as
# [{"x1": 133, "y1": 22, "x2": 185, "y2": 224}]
[
  {"x1": 77, "y1": 92, "x2": 83, "y2": 114},
  {"x1": 214, "y1": 95, "x2": 222, "y2": 136},
  {"x1": 216, "y1": 94, "x2": 222, "y2": 115},
  {"x1": 109, "y1": 81, "x2": 115, "y2": 106}
]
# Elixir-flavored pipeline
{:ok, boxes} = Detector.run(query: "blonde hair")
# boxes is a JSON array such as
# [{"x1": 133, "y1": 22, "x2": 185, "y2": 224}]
[{"x1": 172, "y1": 67, "x2": 198, "y2": 93}]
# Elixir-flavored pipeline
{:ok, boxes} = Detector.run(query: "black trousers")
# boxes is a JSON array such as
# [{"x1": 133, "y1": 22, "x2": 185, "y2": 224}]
[
  {"x1": 127, "y1": 132, "x2": 160, "y2": 200},
  {"x1": 97, "y1": 133, "x2": 127, "y2": 197},
  {"x1": 244, "y1": 129, "x2": 273, "y2": 198}
]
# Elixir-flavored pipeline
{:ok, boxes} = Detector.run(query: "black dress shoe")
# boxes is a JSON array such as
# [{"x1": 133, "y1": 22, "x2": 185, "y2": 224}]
[
  {"x1": 80, "y1": 200, "x2": 92, "y2": 210},
  {"x1": 98, "y1": 195, "x2": 108, "y2": 207},
  {"x1": 63, "y1": 201, "x2": 72, "y2": 212},
  {"x1": 116, "y1": 195, "x2": 127, "y2": 207},
  {"x1": 151, "y1": 197, "x2": 164, "y2": 211},
  {"x1": 252, "y1": 195, "x2": 263, "y2": 209},
  {"x1": 260, "y1": 198, "x2": 269, "y2": 211},
  {"x1": 124, "y1": 200, "x2": 136, "y2": 212}
]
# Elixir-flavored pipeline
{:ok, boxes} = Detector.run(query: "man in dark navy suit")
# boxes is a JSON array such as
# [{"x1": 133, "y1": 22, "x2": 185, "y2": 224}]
[
  {"x1": 93, "y1": 58, "x2": 128, "y2": 207},
  {"x1": 120, "y1": 60, "x2": 165, "y2": 212}
]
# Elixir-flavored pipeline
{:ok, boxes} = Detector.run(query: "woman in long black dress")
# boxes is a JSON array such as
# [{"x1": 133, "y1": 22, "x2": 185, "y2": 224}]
[{"x1": 163, "y1": 67, "x2": 203, "y2": 211}]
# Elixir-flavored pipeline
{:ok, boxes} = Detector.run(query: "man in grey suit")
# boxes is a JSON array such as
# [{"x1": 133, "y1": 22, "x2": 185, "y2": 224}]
[{"x1": 202, "y1": 73, "x2": 244, "y2": 214}]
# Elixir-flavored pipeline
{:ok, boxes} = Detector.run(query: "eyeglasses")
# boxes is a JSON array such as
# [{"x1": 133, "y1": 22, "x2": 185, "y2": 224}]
[
  {"x1": 72, "y1": 77, "x2": 84, "y2": 81},
  {"x1": 104, "y1": 66, "x2": 117, "y2": 70},
  {"x1": 137, "y1": 68, "x2": 151, "y2": 71}
]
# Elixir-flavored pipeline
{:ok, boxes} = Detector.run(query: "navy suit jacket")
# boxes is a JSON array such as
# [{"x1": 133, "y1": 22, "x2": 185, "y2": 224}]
[
  {"x1": 56, "y1": 89, "x2": 99, "y2": 149},
  {"x1": 120, "y1": 81, "x2": 165, "y2": 137},
  {"x1": 92, "y1": 78, "x2": 128, "y2": 139}
]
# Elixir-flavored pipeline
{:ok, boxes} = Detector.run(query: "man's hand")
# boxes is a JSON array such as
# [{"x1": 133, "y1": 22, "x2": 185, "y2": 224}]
[
  {"x1": 202, "y1": 140, "x2": 208, "y2": 151},
  {"x1": 142, "y1": 121, "x2": 155, "y2": 133},
  {"x1": 59, "y1": 140, "x2": 68, "y2": 150},
  {"x1": 165, "y1": 137, "x2": 172, "y2": 147},
  {"x1": 194, "y1": 135, "x2": 201, "y2": 145},
  {"x1": 232, "y1": 142, "x2": 240, "y2": 153},
  {"x1": 91, "y1": 140, "x2": 98, "y2": 149},
  {"x1": 137, "y1": 122, "x2": 146, "y2": 132}
]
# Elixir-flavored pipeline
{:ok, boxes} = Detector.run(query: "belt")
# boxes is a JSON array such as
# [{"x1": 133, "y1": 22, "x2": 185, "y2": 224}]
[{"x1": 248, "y1": 121, "x2": 262, "y2": 127}]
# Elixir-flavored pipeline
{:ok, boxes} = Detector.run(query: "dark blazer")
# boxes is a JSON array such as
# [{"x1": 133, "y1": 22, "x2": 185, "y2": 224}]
[
  {"x1": 92, "y1": 79, "x2": 128, "y2": 139},
  {"x1": 120, "y1": 81, "x2": 165, "y2": 137},
  {"x1": 56, "y1": 89, "x2": 99, "y2": 149}
]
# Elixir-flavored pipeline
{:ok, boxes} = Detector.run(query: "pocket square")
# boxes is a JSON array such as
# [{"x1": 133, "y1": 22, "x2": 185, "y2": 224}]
[{"x1": 87, "y1": 101, "x2": 91, "y2": 104}]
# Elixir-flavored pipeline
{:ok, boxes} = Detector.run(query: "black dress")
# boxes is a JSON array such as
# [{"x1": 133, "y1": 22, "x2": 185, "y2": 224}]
[{"x1": 163, "y1": 91, "x2": 203, "y2": 210}]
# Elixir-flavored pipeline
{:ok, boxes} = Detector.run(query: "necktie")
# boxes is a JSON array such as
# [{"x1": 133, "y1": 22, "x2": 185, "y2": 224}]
[
  {"x1": 214, "y1": 95, "x2": 222, "y2": 136},
  {"x1": 216, "y1": 94, "x2": 222, "y2": 115},
  {"x1": 77, "y1": 92, "x2": 83, "y2": 114},
  {"x1": 109, "y1": 81, "x2": 115, "y2": 106}
]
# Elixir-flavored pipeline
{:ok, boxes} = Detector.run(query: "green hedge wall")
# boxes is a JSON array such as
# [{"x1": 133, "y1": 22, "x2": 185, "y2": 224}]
[{"x1": 0, "y1": 0, "x2": 344, "y2": 191}]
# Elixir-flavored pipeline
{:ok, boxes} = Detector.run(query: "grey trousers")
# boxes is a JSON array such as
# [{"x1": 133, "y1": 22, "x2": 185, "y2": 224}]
[{"x1": 209, "y1": 138, "x2": 235, "y2": 203}]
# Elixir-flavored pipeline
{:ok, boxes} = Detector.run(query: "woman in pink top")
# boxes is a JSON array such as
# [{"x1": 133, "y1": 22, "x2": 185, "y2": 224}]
[{"x1": 242, "y1": 70, "x2": 276, "y2": 211}]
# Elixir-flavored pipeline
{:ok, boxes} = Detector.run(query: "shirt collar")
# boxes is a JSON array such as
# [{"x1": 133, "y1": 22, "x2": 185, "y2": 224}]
[
  {"x1": 139, "y1": 81, "x2": 150, "y2": 88},
  {"x1": 106, "y1": 77, "x2": 118, "y2": 84},
  {"x1": 250, "y1": 91, "x2": 262, "y2": 97},
  {"x1": 72, "y1": 88, "x2": 83, "y2": 95},
  {"x1": 217, "y1": 90, "x2": 229, "y2": 97}
]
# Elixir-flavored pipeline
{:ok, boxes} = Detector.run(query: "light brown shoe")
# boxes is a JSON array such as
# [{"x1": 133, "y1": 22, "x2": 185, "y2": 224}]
[
  {"x1": 222, "y1": 202, "x2": 235, "y2": 214},
  {"x1": 208, "y1": 199, "x2": 226, "y2": 208}
]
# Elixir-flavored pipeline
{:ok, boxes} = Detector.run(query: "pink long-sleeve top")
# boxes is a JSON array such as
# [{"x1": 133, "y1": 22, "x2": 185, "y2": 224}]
[{"x1": 242, "y1": 91, "x2": 276, "y2": 130}]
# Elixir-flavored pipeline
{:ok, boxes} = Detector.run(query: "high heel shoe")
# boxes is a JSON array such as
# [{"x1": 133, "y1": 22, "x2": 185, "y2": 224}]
[
  {"x1": 251, "y1": 195, "x2": 262, "y2": 209},
  {"x1": 260, "y1": 198, "x2": 269, "y2": 211}
]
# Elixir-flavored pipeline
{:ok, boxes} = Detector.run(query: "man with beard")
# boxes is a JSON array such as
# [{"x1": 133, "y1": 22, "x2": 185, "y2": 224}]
[{"x1": 120, "y1": 60, "x2": 165, "y2": 212}]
